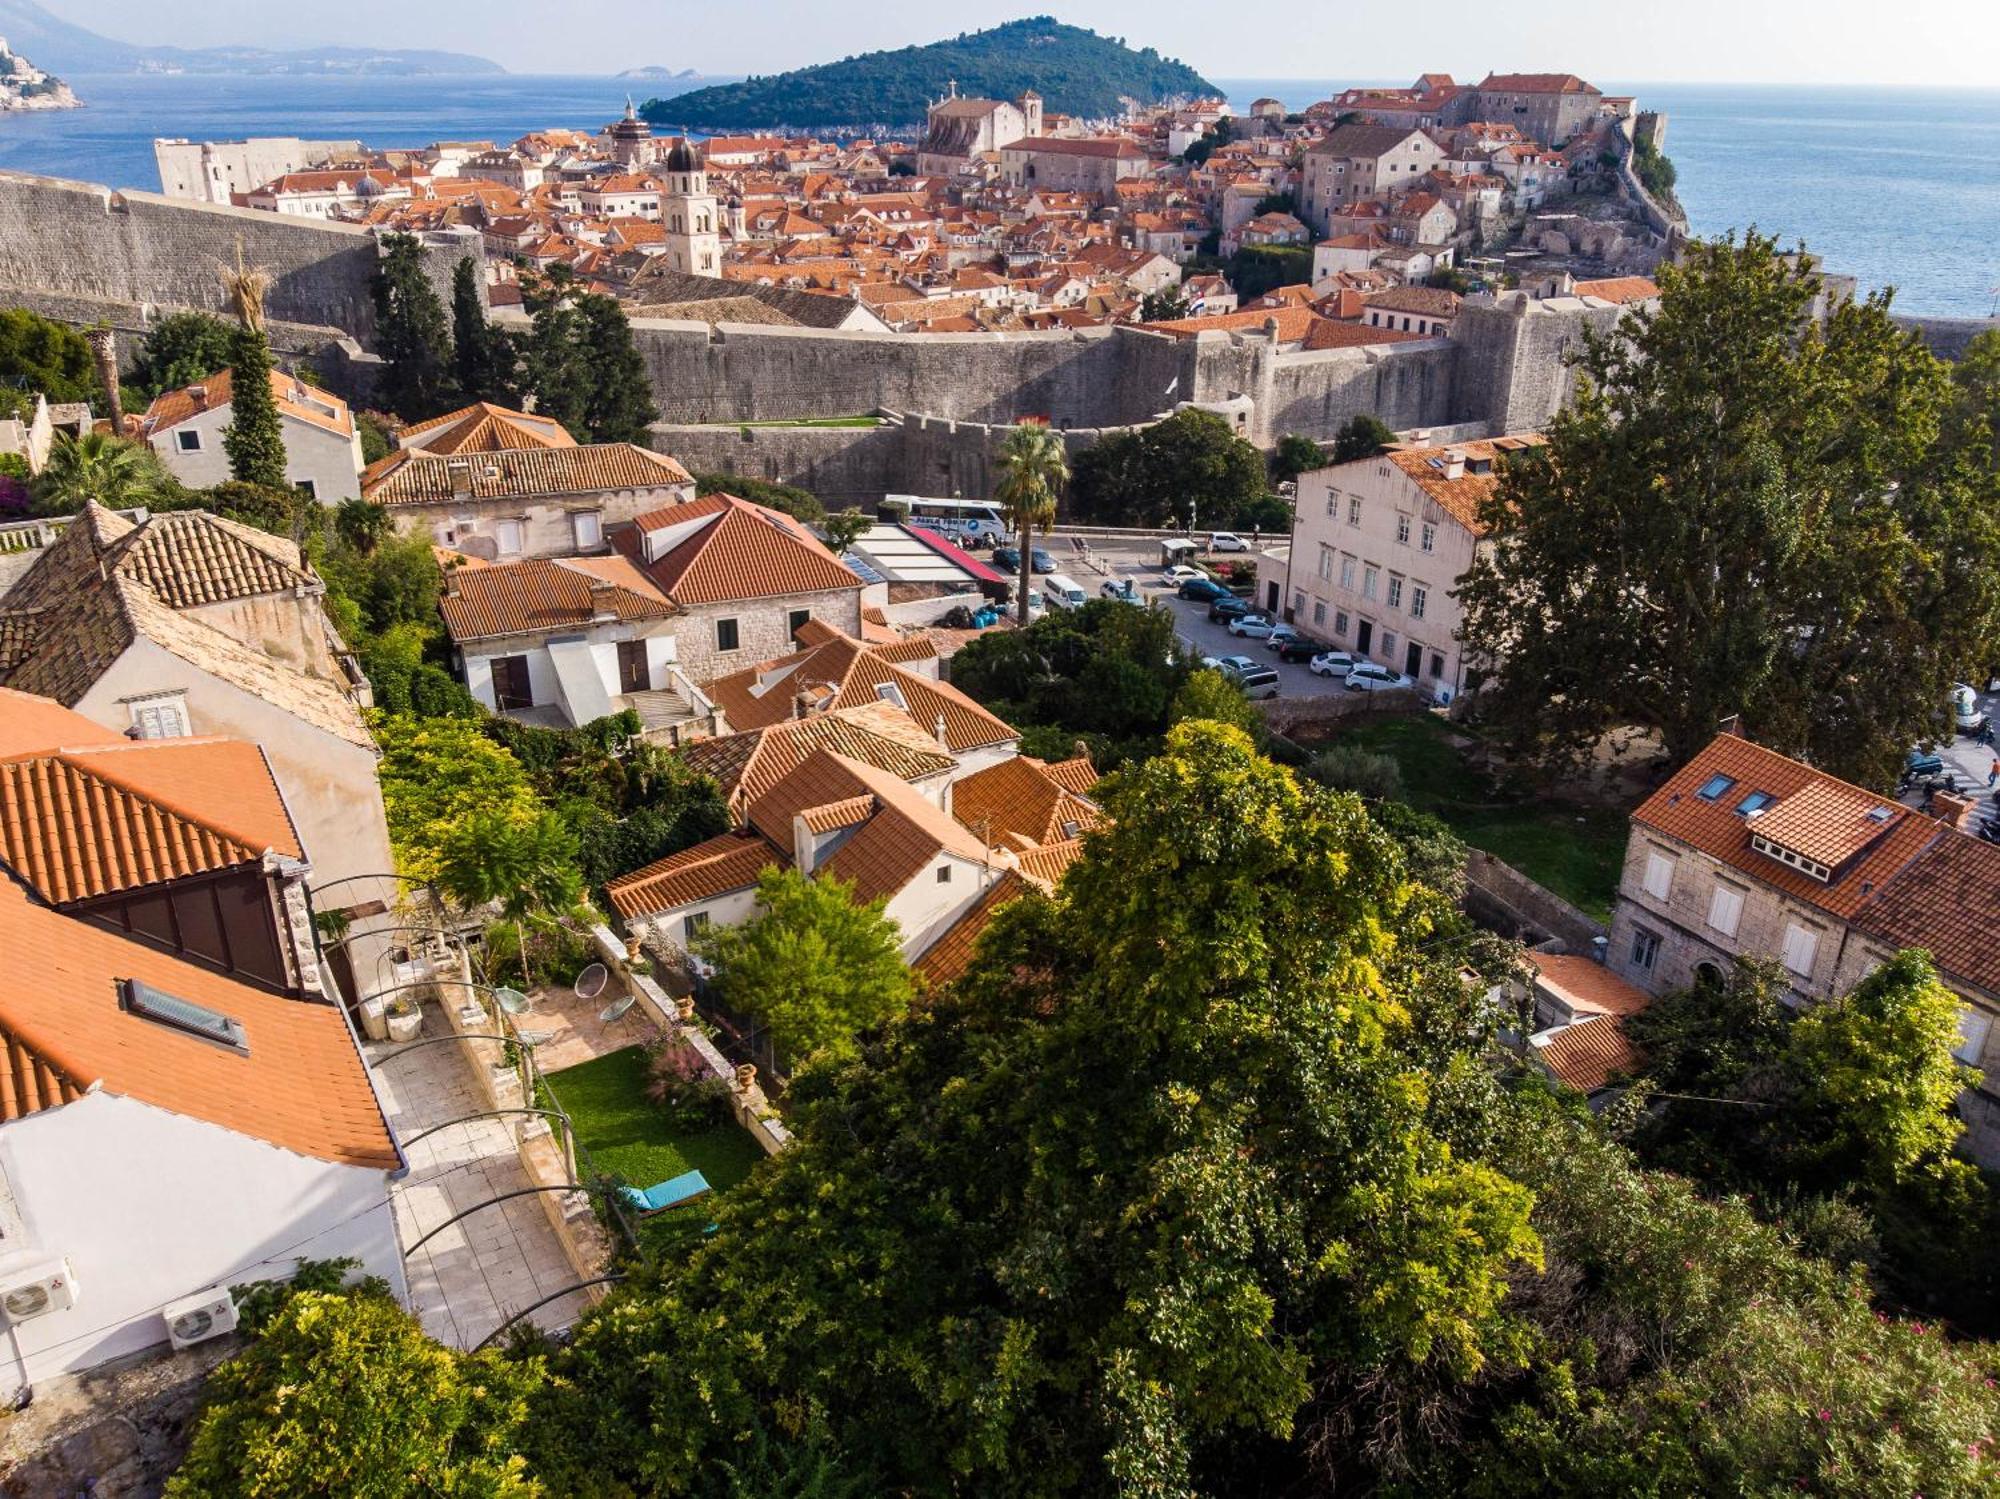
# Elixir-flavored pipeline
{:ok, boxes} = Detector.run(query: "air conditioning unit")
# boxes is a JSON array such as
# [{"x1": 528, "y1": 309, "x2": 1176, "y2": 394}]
[
  {"x1": 0, "y1": 1258, "x2": 78, "y2": 1325},
  {"x1": 163, "y1": 1287, "x2": 239, "y2": 1350}
]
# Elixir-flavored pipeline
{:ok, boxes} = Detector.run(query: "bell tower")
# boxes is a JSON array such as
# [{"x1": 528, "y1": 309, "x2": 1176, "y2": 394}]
[{"x1": 661, "y1": 137, "x2": 719, "y2": 276}]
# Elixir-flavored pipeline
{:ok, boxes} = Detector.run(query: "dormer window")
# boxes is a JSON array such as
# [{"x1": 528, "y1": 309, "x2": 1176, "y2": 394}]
[{"x1": 1696, "y1": 773, "x2": 1736, "y2": 802}]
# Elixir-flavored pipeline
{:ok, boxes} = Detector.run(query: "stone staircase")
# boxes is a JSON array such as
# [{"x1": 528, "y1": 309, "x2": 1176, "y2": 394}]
[{"x1": 623, "y1": 687, "x2": 715, "y2": 743}]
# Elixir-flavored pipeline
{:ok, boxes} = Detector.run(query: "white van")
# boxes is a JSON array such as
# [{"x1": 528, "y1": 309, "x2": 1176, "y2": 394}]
[{"x1": 1043, "y1": 573, "x2": 1087, "y2": 610}]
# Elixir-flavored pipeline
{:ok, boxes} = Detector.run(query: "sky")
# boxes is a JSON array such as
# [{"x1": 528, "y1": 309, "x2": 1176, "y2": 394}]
[{"x1": 53, "y1": 0, "x2": 2000, "y2": 86}]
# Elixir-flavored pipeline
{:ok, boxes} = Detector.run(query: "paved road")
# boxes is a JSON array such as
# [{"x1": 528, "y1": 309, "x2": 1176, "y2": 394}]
[{"x1": 1933, "y1": 681, "x2": 2000, "y2": 826}]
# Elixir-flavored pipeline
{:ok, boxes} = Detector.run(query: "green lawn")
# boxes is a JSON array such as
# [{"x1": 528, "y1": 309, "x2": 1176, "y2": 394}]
[
  {"x1": 1322, "y1": 716, "x2": 1629, "y2": 921},
  {"x1": 540, "y1": 1045, "x2": 765, "y2": 1228}
]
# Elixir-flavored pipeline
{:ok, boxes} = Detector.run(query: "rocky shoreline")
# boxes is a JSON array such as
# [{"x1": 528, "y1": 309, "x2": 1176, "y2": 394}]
[{"x1": 0, "y1": 38, "x2": 80, "y2": 113}]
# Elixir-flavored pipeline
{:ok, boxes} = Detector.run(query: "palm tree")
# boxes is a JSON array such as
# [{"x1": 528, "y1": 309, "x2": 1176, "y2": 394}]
[
  {"x1": 994, "y1": 421, "x2": 1069, "y2": 625},
  {"x1": 30, "y1": 431, "x2": 170, "y2": 515}
]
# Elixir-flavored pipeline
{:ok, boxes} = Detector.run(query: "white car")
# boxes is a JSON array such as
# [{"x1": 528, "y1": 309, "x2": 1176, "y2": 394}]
[
  {"x1": 1162, "y1": 564, "x2": 1206, "y2": 586},
  {"x1": 1344, "y1": 663, "x2": 1416, "y2": 693},
  {"x1": 1263, "y1": 624, "x2": 1303, "y2": 651},
  {"x1": 1209, "y1": 531, "x2": 1250, "y2": 553},
  {"x1": 1101, "y1": 578, "x2": 1140, "y2": 601},
  {"x1": 1225, "y1": 613, "x2": 1277, "y2": 638},
  {"x1": 1308, "y1": 650, "x2": 1362, "y2": 678}
]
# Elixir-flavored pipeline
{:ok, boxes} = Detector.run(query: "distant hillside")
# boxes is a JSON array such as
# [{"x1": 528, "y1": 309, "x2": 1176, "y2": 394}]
[
  {"x1": 0, "y1": 0, "x2": 502, "y2": 75},
  {"x1": 644, "y1": 17, "x2": 1216, "y2": 130}
]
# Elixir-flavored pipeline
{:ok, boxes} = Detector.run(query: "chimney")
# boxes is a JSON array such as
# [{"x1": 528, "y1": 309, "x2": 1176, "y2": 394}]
[
  {"x1": 1441, "y1": 450, "x2": 1467, "y2": 480},
  {"x1": 85, "y1": 327, "x2": 120, "y2": 423},
  {"x1": 935, "y1": 713, "x2": 950, "y2": 748},
  {"x1": 447, "y1": 458, "x2": 473, "y2": 499},
  {"x1": 1930, "y1": 790, "x2": 1974, "y2": 830},
  {"x1": 792, "y1": 814, "x2": 817, "y2": 874}
]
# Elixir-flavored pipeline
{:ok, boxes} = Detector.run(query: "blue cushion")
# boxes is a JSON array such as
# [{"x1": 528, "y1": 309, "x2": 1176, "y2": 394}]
[{"x1": 632, "y1": 1169, "x2": 712, "y2": 1212}]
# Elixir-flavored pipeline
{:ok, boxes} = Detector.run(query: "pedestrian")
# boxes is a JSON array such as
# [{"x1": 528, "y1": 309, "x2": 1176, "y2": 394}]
[{"x1": 1990, "y1": 755, "x2": 1998, "y2": 788}]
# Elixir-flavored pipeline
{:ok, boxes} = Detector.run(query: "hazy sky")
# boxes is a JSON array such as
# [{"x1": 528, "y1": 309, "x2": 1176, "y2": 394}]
[{"x1": 55, "y1": 0, "x2": 2000, "y2": 85}]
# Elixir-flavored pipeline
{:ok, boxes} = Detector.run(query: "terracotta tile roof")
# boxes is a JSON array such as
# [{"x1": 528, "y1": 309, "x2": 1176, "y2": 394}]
[
  {"x1": 1571, "y1": 276, "x2": 1659, "y2": 305},
  {"x1": 1854, "y1": 833, "x2": 2000, "y2": 996},
  {"x1": 914, "y1": 869, "x2": 1028, "y2": 990},
  {"x1": 1383, "y1": 433, "x2": 1545, "y2": 533},
  {"x1": 140, "y1": 367, "x2": 354, "y2": 441},
  {"x1": 1527, "y1": 952, "x2": 1651, "y2": 1018},
  {"x1": 3, "y1": 503, "x2": 313, "y2": 615},
  {"x1": 1042, "y1": 756, "x2": 1099, "y2": 796},
  {"x1": 605, "y1": 830, "x2": 774, "y2": 920},
  {"x1": 1301, "y1": 319, "x2": 1423, "y2": 352},
  {"x1": 801, "y1": 794, "x2": 875, "y2": 834},
  {"x1": 951, "y1": 755, "x2": 1102, "y2": 849},
  {"x1": 1533, "y1": 1014, "x2": 1637, "y2": 1093},
  {"x1": 1012, "y1": 836, "x2": 1085, "y2": 890},
  {"x1": 1363, "y1": 285, "x2": 1460, "y2": 316},
  {"x1": 1479, "y1": 72, "x2": 1600, "y2": 95},
  {"x1": 1632, "y1": 734, "x2": 1938, "y2": 922},
  {"x1": 615, "y1": 495, "x2": 862, "y2": 607},
  {"x1": 0, "y1": 734, "x2": 301, "y2": 905},
  {"x1": 362, "y1": 443, "x2": 691, "y2": 505},
  {"x1": 0, "y1": 687, "x2": 124, "y2": 758},
  {"x1": 0, "y1": 877, "x2": 395, "y2": 1167},
  {"x1": 1751, "y1": 781, "x2": 1904, "y2": 870},
  {"x1": 397, "y1": 402, "x2": 575, "y2": 454},
  {"x1": 703, "y1": 626, "x2": 1015, "y2": 754},
  {"x1": 438, "y1": 556, "x2": 673, "y2": 642},
  {"x1": 677, "y1": 701, "x2": 956, "y2": 816}
]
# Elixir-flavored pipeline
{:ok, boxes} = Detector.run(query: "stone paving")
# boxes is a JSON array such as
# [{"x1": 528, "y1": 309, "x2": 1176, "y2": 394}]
[{"x1": 370, "y1": 1023, "x2": 595, "y2": 1350}]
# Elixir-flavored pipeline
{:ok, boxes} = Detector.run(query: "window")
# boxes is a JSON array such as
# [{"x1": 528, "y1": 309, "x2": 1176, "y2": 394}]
[
  {"x1": 572, "y1": 510, "x2": 603, "y2": 550},
  {"x1": 1428, "y1": 650, "x2": 1445, "y2": 680},
  {"x1": 1780, "y1": 921, "x2": 1820, "y2": 978},
  {"x1": 1317, "y1": 546, "x2": 1333, "y2": 581},
  {"x1": 1334, "y1": 610, "x2": 1348, "y2": 636},
  {"x1": 1347, "y1": 495, "x2": 1362, "y2": 526},
  {"x1": 1312, "y1": 601, "x2": 1326, "y2": 626},
  {"x1": 295, "y1": 479, "x2": 317, "y2": 501},
  {"x1": 1642, "y1": 849, "x2": 1676, "y2": 901},
  {"x1": 788, "y1": 608, "x2": 811, "y2": 640},
  {"x1": 1325, "y1": 494, "x2": 1338, "y2": 518},
  {"x1": 715, "y1": 617, "x2": 740, "y2": 652},
  {"x1": 1386, "y1": 575, "x2": 1403, "y2": 609},
  {"x1": 1696, "y1": 773, "x2": 1737, "y2": 803},
  {"x1": 175, "y1": 429, "x2": 201, "y2": 453},
  {"x1": 1339, "y1": 555, "x2": 1356, "y2": 589},
  {"x1": 495, "y1": 519, "x2": 524, "y2": 556},
  {"x1": 1362, "y1": 565, "x2": 1379, "y2": 601},
  {"x1": 1955, "y1": 1008, "x2": 1993, "y2": 1066},
  {"x1": 935, "y1": 865, "x2": 952, "y2": 884},
  {"x1": 1409, "y1": 585, "x2": 1427, "y2": 620},
  {"x1": 1381, "y1": 630, "x2": 1397, "y2": 659},
  {"x1": 1736, "y1": 790, "x2": 1774, "y2": 816},
  {"x1": 128, "y1": 694, "x2": 190, "y2": 740},
  {"x1": 682, "y1": 911, "x2": 711, "y2": 943},
  {"x1": 1396, "y1": 513, "x2": 1411, "y2": 545},
  {"x1": 1630, "y1": 927, "x2": 1661, "y2": 972},
  {"x1": 1706, "y1": 882, "x2": 1745, "y2": 938}
]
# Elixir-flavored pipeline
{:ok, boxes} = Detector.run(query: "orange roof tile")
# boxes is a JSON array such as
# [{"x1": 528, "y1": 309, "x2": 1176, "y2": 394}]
[
  {"x1": 362, "y1": 443, "x2": 691, "y2": 505},
  {"x1": 398, "y1": 402, "x2": 575, "y2": 454},
  {"x1": 1382, "y1": 433, "x2": 1546, "y2": 533},
  {"x1": 913, "y1": 869, "x2": 1028, "y2": 990},
  {"x1": 951, "y1": 755, "x2": 1102, "y2": 849},
  {"x1": 1527, "y1": 952, "x2": 1652, "y2": 1018},
  {"x1": 1854, "y1": 833, "x2": 2000, "y2": 995},
  {"x1": 676, "y1": 701, "x2": 956, "y2": 815},
  {"x1": 1571, "y1": 276, "x2": 1659, "y2": 306},
  {"x1": 141, "y1": 368, "x2": 354, "y2": 441},
  {"x1": 1533, "y1": 1014, "x2": 1638, "y2": 1093},
  {"x1": 1012, "y1": 836, "x2": 1085, "y2": 890},
  {"x1": 438, "y1": 556, "x2": 673, "y2": 642},
  {"x1": 605, "y1": 831, "x2": 775, "y2": 920},
  {"x1": 0, "y1": 877, "x2": 394, "y2": 1166},
  {"x1": 617, "y1": 495, "x2": 862, "y2": 606}
]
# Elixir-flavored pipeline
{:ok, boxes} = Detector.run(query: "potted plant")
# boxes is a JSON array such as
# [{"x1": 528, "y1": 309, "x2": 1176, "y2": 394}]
[{"x1": 384, "y1": 996, "x2": 422, "y2": 1043}]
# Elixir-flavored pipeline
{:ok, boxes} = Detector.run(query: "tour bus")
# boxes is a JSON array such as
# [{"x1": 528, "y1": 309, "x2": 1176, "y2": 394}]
[{"x1": 886, "y1": 495, "x2": 1009, "y2": 548}]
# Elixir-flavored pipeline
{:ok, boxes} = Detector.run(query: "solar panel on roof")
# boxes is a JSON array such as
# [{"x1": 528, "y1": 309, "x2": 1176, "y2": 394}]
[
  {"x1": 120, "y1": 978, "x2": 248, "y2": 1053},
  {"x1": 842, "y1": 555, "x2": 885, "y2": 584}
]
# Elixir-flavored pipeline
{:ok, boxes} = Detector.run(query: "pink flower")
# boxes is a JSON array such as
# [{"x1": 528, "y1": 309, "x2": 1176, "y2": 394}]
[{"x1": 1818, "y1": 1409, "x2": 1832, "y2": 1423}]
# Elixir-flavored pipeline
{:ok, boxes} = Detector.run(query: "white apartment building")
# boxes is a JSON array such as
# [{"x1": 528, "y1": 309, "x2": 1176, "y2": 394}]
[{"x1": 1279, "y1": 434, "x2": 1542, "y2": 697}]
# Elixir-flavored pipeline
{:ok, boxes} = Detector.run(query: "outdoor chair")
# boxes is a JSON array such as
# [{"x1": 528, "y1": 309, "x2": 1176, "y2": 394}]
[{"x1": 618, "y1": 1169, "x2": 712, "y2": 1216}]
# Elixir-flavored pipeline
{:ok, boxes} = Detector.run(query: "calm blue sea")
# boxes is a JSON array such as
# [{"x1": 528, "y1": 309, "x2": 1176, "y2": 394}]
[{"x1": 0, "y1": 73, "x2": 1994, "y2": 318}]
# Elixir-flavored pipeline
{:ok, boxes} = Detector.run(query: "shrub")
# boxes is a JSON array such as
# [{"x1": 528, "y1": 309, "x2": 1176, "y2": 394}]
[
  {"x1": 647, "y1": 1039, "x2": 734, "y2": 1131},
  {"x1": 1307, "y1": 744, "x2": 1405, "y2": 803}
]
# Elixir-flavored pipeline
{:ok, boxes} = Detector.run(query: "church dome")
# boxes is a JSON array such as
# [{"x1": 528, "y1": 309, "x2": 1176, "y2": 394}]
[{"x1": 665, "y1": 137, "x2": 701, "y2": 174}]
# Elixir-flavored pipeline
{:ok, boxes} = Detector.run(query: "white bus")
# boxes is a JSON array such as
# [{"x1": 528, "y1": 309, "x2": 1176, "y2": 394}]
[{"x1": 885, "y1": 495, "x2": 1008, "y2": 548}]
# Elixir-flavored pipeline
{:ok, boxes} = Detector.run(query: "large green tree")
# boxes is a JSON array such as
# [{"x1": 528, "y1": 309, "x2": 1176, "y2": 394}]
[
  {"x1": 370, "y1": 233, "x2": 458, "y2": 422},
  {"x1": 697, "y1": 865, "x2": 913, "y2": 1068},
  {"x1": 516, "y1": 270, "x2": 656, "y2": 444},
  {"x1": 450, "y1": 255, "x2": 518, "y2": 408},
  {"x1": 0, "y1": 306, "x2": 95, "y2": 419},
  {"x1": 1070, "y1": 407, "x2": 1265, "y2": 530},
  {"x1": 1458, "y1": 234, "x2": 2000, "y2": 785},
  {"x1": 129, "y1": 310, "x2": 237, "y2": 398},
  {"x1": 574, "y1": 291, "x2": 657, "y2": 443},
  {"x1": 529, "y1": 723, "x2": 1540, "y2": 1495},
  {"x1": 1330, "y1": 412, "x2": 1396, "y2": 463},
  {"x1": 221, "y1": 324, "x2": 289, "y2": 490},
  {"x1": 994, "y1": 419, "x2": 1069, "y2": 624}
]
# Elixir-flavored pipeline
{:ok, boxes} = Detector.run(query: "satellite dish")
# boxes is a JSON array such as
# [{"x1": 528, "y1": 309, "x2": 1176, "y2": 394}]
[
  {"x1": 494, "y1": 987, "x2": 531, "y2": 1016},
  {"x1": 599, "y1": 994, "x2": 638, "y2": 1025},
  {"x1": 574, "y1": 963, "x2": 609, "y2": 1002}
]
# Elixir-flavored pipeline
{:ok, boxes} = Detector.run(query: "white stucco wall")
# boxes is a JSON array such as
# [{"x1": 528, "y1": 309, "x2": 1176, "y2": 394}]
[
  {"x1": 884, "y1": 850, "x2": 994, "y2": 958},
  {"x1": 0, "y1": 1092, "x2": 402, "y2": 1393},
  {"x1": 149, "y1": 407, "x2": 363, "y2": 503},
  {"x1": 462, "y1": 624, "x2": 679, "y2": 717}
]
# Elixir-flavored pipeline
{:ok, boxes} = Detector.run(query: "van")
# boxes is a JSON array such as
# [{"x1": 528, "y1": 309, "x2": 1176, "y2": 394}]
[
  {"x1": 1233, "y1": 667, "x2": 1281, "y2": 701},
  {"x1": 1043, "y1": 573, "x2": 1087, "y2": 610}
]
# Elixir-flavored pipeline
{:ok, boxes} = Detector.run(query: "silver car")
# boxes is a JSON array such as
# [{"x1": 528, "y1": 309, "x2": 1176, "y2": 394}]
[
  {"x1": 1344, "y1": 663, "x2": 1415, "y2": 693},
  {"x1": 1309, "y1": 650, "x2": 1362, "y2": 679},
  {"x1": 1226, "y1": 613, "x2": 1278, "y2": 639}
]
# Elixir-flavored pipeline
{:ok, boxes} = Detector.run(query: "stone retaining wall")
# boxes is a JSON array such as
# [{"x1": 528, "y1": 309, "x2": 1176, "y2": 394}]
[{"x1": 1463, "y1": 848, "x2": 1607, "y2": 953}]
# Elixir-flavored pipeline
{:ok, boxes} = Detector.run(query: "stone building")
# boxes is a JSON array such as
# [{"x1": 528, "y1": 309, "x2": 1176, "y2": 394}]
[
  {"x1": 660, "y1": 139, "x2": 719, "y2": 277},
  {"x1": 139, "y1": 366, "x2": 364, "y2": 502},
  {"x1": 1465, "y1": 73, "x2": 1604, "y2": 148},
  {"x1": 998, "y1": 137, "x2": 1150, "y2": 194},
  {"x1": 1300, "y1": 124, "x2": 1445, "y2": 232},
  {"x1": 916, "y1": 88, "x2": 1037, "y2": 176}
]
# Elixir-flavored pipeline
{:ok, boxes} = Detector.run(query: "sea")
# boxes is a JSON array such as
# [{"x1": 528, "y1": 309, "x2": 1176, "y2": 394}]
[{"x1": 0, "y1": 73, "x2": 1995, "y2": 319}]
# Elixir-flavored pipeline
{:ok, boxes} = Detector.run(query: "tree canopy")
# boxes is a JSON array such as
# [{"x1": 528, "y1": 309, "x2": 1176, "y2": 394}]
[
  {"x1": 129, "y1": 310, "x2": 237, "y2": 398},
  {"x1": 29, "y1": 431, "x2": 170, "y2": 515},
  {"x1": 450, "y1": 255, "x2": 518, "y2": 408},
  {"x1": 370, "y1": 233, "x2": 458, "y2": 423},
  {"x1": 995, "y1": 420, "x2": 1068, "y2": 623},
  {"x1": 1457, "y1": 234, "x2": 2000, "y2": 786},
  {"x1": 1069, "y1": 407, "x2": 1268, "y2": 530},
  {"x1": 0, "y1": 306, "x2": 95, "y2": 419},
  {"x1": 517, "y1": 269, "x2": 657, "y2": 444}
]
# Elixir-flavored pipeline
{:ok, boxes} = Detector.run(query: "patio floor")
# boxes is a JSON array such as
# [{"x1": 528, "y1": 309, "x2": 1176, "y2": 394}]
[
  {"x1": 511, "y1": 972, "x2": 664, "y2": 1073},
  {"x1": 370, "y1": 1019, "x2": 598, "y2": 1350}
]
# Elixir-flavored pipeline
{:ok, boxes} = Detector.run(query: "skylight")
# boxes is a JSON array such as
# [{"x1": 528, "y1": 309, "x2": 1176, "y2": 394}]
[
  {"x1": 1865, "y1": 805, "x2": 1894, "y2": 823},
  {"x1": 1737, "y1": 790, "x2": 1775, "y2": 816},
  {"x1": 1696, "y1": 773, "x2": 1737, "y2": 802},
  {"x1": 121, "y1": 978, "x2": 248, "y2": 1053}
]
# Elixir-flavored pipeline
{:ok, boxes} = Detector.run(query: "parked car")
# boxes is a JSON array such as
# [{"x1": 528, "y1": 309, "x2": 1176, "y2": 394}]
[
  {"x1": 1226, "y1": 613, "x2": 1278, "y2": 639},
  {"x1": 1309, "y1": 650, "x2": 1363, "y2": 679},
  {"x1": 1162, "y1": 564, "x2": 1206, "y2": 586},
  {"x1": 991, "y1": 546, "x2": 1021, "y2": 572},
  {"x1": 1345, "y1": 663, "x2": 1415, "y2": 693},
  {"x1": 1101, "y1": 578, "x2": 1140, "y2": 602},
  {"x1": 1904, "y1": 746, "x2": 1947, "y2": 781},
  {"x1": 1952, "y1": 682, "x2": 1989, "y2": 736},
  {"x1": 1263, "y1": 624, "x2": 1304, "y2": 651},
  {"x1": 1219, "y1": 657, "x2": 1281, "y2": 699},
  {"x1": 1273, "y1": 635, "x2": 1321, "y2": 663},
  {"x1": 1208, "y1": 596, "x2": 1255, "y2": 623},
  {"x1": 1178, "y1": 576, "x2": 1231, "y2": 602},
  {"x1": 1216, "y1": 655, "x2": 1263, "y2": 680},
  {"x1": 1031, "y1": 548, "x2": 1057, "y2": 574},
  {"x1": 1209, "y1": 531, "x2": 1250, "y2": 553}
]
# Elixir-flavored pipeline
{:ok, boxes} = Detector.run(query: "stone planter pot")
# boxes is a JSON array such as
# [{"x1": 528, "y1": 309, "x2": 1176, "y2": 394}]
[{"x1": 385, "y1": 1007, "x2": 421, "y2": 1043}]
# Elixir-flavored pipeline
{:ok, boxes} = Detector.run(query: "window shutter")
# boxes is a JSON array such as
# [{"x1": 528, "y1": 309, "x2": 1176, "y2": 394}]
[
  {"x1": 1706, "y1": 883, "x2": 1743, "y2": 938},
  {"x1": 1780, "y1": 922, "x2": 1819, "y2": 977},
  {"x1": 1642, "y1": 851, "x2": 1674, "y2": 901},
  {"x1": 1955, "y1": 1008, "x2": 1992, "y2": 1066}
]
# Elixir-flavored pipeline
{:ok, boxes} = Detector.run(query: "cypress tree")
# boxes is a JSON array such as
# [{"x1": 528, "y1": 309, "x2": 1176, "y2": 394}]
[
  {"x1": 370, "y1": 234, "x2": 457, "y2": 422},
  {"x1": 575, "y1": 293, "x2": 656, "y2": 443},
  {"x1": 449, "y1": 257, "x2": 517, "y2": 407},
  {"x1": 221, "y1": 324, "x2": 288, "y2": 490}
]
